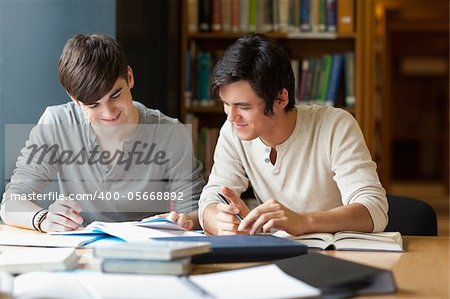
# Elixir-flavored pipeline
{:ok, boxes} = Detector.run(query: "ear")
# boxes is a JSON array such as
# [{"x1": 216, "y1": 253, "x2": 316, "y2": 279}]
[
  {"x1": 274, "y1": 88, "x2": 289, "y2": 111},
  {"x1": 127, "y1": 66, "x2": 135, "y2": 89}
]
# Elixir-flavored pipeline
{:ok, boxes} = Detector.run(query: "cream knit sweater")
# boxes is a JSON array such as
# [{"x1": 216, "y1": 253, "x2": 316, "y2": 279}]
[{"x1": 199, "y1": 105, "x2": 388, "y2": 232}]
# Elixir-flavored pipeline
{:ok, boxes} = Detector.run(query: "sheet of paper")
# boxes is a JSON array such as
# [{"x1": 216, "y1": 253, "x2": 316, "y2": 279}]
[
  {"x1": 14, "y1": 271, "x2": 203, "y2": 299},
  {"x1": 49, "y1": 218, "x2": 193, "y2": 241},
  {"x1": 190, "y1": 264, "x2": 321, "y2": 299},
  {"x1": 0, "y1": 229, "x2": 97, "y2": 248},
  {"x1": 85, "y1": 222, "x2": 200, "y2": 242}
]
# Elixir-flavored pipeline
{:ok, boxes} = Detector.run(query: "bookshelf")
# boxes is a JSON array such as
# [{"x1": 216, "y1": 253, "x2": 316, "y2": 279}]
[
  {"x1": 179, "y1": 0, "x2": 376, "y2": 176},
  {"x1": 375, "y1": 0, "x2": 449, "y2": 191}
]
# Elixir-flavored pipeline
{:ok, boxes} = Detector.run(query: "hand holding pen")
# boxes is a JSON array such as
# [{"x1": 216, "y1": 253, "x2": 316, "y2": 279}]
[
  {"x1": 40, "y1": 197, "x2": 84, "y2": 232},
  {"x1": 214, "y1": 186, "x2": 250, "y2": 235}
]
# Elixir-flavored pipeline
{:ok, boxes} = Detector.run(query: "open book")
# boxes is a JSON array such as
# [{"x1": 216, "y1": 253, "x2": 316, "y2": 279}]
[
  {"x1": 274, "y1": 231, "x2": 403, "y2": 252},
  {"x1": 49, "y1": 218, "x2": 201, "y2": 242}
]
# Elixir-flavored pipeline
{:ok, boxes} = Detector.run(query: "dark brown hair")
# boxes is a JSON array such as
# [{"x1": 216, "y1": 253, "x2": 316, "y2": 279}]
[
  {"x1": 58, "y1": 33, "x2": 128, "y2": 104},
  {"x1": 211, "y1": 33, "x2": 295, "y2": 115}
]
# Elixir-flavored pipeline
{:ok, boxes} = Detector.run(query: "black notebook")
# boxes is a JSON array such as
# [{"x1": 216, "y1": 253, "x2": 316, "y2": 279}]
[
  {"x1": 274, "y1": 252, "x2": 397, "y2": 298},
  {"x1": 154, "y1": 235, "x2": 308, "y2": 263}
]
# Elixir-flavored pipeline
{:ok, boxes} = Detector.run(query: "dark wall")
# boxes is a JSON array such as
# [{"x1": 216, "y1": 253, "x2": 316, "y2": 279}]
[
  {"x1": 0, "y1": 0, "x2": 116, "y2": 196},
  {"x1": 117, "y1": 0, "x2": 181, "y2": 118}
]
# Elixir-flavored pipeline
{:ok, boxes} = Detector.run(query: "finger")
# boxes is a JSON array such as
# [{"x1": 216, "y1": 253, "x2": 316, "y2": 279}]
[
  {"x1": 221, "y1": 186, "x2": 251, "y2": 216},
  {"x1": 247, "y1": 211, "x2": 282, "y2": 235},
  {"x1": 49, "y1": 203, "x2": 84, "y2": 224},
  {"x1": 145, "y1": 213, "x2": 169, "y2": 220},
  {"x1": 238, "y1": 203, "x2": 278, "y2": 231},
  {"x1": 262, "y1": 219, "x2": 283, "y2": 234},
  {"x1": 56, "y1": 198, "x2": 82, "y2": 214},
  {"x1": 166, "y1": 211, "x2": 179, "y2": 222},
  {"x1": 217, "y1": 203, "x2": 241, "y2": 218},
  {"x1": 216, "y1": 209, "x2": 241, "y2": 225},
  {"x1": 45, "y1": 221, "x2": 75, "y2": 232},
  {"x1": 46, "y1": 212, "x2": 81, "y2": 230},
  {"x1": 176, "y1": 213, "x2": 193, "y2": 230},
  {"x1": 220, "y1": 186, "x2": 242, "y2": 206}
]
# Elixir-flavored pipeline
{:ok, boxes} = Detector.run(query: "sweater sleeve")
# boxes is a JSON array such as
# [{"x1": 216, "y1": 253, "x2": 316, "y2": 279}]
[
  {"x1": 324, "y1": 109, "x2": 388, "y2": 232},
  {"x1": 1, "y1": 107, "x2": 60, "y2": 212},
  {"x1": 198, "y1": 122, "x2": 250, "y2": 228}
]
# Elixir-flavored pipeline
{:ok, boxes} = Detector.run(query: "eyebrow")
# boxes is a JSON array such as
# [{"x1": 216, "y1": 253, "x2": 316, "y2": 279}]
[{"x1": 218, "y1": 98, "x2": 252, "y2": 107}]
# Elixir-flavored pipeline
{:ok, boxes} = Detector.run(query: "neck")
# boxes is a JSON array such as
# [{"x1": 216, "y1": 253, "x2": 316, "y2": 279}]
[{"x1": 261, "y1": 108, "x2": 297, "y2": 148}]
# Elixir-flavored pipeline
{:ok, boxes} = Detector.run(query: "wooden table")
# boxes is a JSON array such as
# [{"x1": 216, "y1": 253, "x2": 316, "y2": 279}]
[{"x1": 191, "y1": 236, "x2": 449, "y2": 298}]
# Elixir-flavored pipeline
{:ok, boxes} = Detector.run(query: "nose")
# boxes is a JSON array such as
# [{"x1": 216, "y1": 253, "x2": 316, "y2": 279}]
[
  {"x1": 102, "y1": 102, "x2": 116, "y2": 119},
  {"x1": 226, "y1": 105, "x2": 237, "y2": 122}
]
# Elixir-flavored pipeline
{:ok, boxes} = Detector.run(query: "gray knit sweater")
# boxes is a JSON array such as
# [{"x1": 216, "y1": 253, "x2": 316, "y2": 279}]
[{"x1": 2, "y1": 101, "x2": 204, "y2": 224}]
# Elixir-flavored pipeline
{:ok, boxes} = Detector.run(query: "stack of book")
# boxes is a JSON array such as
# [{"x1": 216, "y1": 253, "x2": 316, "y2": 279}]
[{"x1": 94, "y1": 240, "x2": 211, "y2": 275}]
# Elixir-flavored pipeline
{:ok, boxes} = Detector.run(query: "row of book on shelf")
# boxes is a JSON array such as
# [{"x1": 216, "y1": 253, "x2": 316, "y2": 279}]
[
  {"x1": 185, "y1": 48, "x2": 355, "y2": 109},
  {"x1": 187, "y1": 0, "x2": 355, "y2": 35}
]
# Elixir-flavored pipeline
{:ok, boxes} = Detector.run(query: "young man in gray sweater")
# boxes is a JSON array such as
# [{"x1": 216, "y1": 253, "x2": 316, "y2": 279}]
[
  {"x1": 1, "y1": 34, "x2": 204, "y2": 232},
  {"x1": 199, "y1": 33, "x2": 388, "y2": 236}
]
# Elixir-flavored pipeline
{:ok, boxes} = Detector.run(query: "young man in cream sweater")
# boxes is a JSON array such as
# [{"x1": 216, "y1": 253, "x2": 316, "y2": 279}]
[{"x1": 198, "y1": 33, "x2": 388, "y2": 236}]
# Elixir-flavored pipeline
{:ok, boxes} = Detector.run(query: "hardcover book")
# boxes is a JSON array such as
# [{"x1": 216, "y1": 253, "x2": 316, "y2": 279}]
[
  {"x1": 94, "y1": 240, "x2": 211, "y2": 261},
  {"x1": 101, "y1": 257, "x2": 192, "y2": 275},
  {"x1": 155, "y1": 235, "x2": 308, "y2": 263}
]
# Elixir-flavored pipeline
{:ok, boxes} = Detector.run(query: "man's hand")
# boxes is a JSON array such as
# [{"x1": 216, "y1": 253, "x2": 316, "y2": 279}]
[
  {"x1": 238, "y1": 199, "x2": 306, "y2": 235},
  {"x1": 152, "y1": 211, "x2": 196, "y2": 230},
  {"x1": 205, "y1": 186, "x2": 251, "y2": 235},
  {"x1": 40, "y1": 198, "x2": 83, "y2": 232}
]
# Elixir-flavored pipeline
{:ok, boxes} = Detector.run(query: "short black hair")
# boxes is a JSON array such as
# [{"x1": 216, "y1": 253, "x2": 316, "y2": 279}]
[
  {"x1": 211, "y1": 33, "x2": 295, "y2": 115},
  {"x1": 58, "y1": 33, "x2": 128, "y2": 104}
]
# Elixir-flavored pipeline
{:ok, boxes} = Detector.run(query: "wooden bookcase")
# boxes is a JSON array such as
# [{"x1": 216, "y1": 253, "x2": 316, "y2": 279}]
[
  {"x1": 375, "y1": 0, "x2": 449, "y2": 191},
  {"x1": 179, "y1": 0, "x2": 376, "y2": 174}
]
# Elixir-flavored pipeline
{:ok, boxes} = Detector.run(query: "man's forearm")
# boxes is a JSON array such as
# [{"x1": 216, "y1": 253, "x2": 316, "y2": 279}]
[
  {"x1": 0, "y1": 198, "x2": 44, "y2": 230},
  {"x1": 301, "y1": 203, "x2": 374, "y2": 234}
]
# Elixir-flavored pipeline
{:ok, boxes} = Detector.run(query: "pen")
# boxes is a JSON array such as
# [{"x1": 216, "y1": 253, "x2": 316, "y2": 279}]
[{"x1": 216, "y1": 192, "x2": 244, "y2": 221}]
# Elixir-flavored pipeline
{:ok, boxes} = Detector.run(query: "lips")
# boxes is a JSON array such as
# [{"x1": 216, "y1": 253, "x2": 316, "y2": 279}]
[
  {"x1": 102, "y1": 112, "x2": 121, "y2": 123},
  {"x1": 234, "y1": 123, "x2": 247, "y2": 130}
]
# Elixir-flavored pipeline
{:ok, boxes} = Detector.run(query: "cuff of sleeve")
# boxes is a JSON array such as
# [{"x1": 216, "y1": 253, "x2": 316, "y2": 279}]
[{"x1": 358, "y1": 200, "x2": 389, "y2": 232}]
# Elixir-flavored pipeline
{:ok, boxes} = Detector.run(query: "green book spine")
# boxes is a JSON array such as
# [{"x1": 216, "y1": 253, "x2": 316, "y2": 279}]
[{"x1": 319, "y1": 54, "x2": 333, "y2": 104}]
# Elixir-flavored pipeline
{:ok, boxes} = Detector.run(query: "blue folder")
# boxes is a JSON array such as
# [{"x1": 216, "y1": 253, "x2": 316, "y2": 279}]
[{"x1": 154, "y1": 235, "x2": 308, "y2": 263}]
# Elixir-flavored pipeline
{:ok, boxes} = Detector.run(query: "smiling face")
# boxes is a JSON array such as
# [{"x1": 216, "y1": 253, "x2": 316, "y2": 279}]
[
  {"x1": 73, "y1": 67, "x2": 139, "y2": 126},
  {"x1": 219, "y1": 80, "x2": 277, "y2": 142}
]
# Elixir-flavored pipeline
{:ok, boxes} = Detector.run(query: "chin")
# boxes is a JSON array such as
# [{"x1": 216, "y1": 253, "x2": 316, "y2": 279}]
[{"x1": 237, "y1": 133, "x2": 257, "y2": 141}]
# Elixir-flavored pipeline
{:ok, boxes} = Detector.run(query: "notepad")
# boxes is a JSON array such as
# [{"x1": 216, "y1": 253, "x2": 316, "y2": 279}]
[{"x1": 0, "y1": 248, "x2": 79, "y2": 274}]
